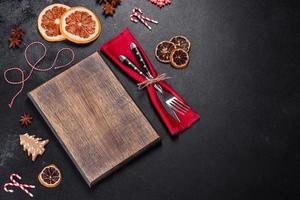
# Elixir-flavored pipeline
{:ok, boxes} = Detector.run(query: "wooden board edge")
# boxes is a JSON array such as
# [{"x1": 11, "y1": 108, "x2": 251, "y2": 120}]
[
  {"x1": 28, "y1": 52, "x2": 99, "y2": 96},
  {"x1": 27, "y1": 92, "x2": 93, "y2": 186},
  {"x1": 89, "y1": 135, "x2": 160, "y2": 187},
  {"x1": 87, "y1": 53, "x2": 162, "y2": 187}
]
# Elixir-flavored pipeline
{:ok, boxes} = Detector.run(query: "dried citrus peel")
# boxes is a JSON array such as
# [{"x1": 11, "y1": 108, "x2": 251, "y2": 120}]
[
  {"x1": 155, "y1": 41, "x2": 176, "y2": 63},
  {"x1": 60, "y1": 7, "x2": 101, "y2": 44},
  {"x1": 38, "y1": 164, "x2": 62, "y2": 188},
  {"x1": 38, "y1": 4, "x2": 70, "y2": 42},
  {"x1": 170, "y1": 35, "x2": 191, "y2": 52},
  {"x1": 170, "y1": 49, "x2": 189, "y2": 69},
  {"x1": 155, "y1": 36, "x2": 191, "y2": 69}
]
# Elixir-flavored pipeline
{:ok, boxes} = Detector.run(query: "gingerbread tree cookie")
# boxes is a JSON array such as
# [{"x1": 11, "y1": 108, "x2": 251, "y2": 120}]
[{"x1": 20, "y1": 133, "x2": 49, "y2": 161}]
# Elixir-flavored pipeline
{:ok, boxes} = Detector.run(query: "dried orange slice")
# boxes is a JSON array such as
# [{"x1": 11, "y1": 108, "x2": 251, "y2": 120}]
[
  {"x1": 38, "y1": 4, "x2": 70, "y2": 42},
  {"x1": 155, "y1": 41, "x2": 176, "y2": 63},
  {"x1": 38, "y1": 164, "x2": 62, "y2": 188},
  {"x1": 170, "y1": 36, "x2": 191, "y2": 52},
  {"x1": 170, "y1": 49, "x2": 189, "y2": 69},
  {"x1": 60, "y1": 7, "x2": 101, "y2": 44}
]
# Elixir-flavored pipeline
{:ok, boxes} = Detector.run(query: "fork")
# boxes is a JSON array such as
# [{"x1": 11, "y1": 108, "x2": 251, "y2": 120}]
[{"x1": 165, "y1": 96, "x2": 190, "y2": 116}]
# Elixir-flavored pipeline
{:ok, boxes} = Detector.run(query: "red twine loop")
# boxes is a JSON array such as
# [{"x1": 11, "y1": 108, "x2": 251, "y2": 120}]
[
  {"x1": 130, "y1": 7, "x2": 158, "y2": 30},
  {"x1": 4, "y1": 173, "x2": 35, "y2": 198},
  {"x1": 3, "y1": 41, "x2": 75, "y2": 108}
]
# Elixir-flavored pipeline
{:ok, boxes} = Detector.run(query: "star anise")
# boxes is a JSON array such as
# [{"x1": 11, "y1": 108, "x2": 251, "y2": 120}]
[
  {"x1": 8, "y1": 26, "x2": 25, "y2": 48},
  {"x1": 103, "y1": 3, "x2": 115, "y2": 16},
  {"x1": 96, "y1": 0, "x2": 121, "y2": 16},
  {"x1": 8, "y1": 37, "x2": 22, "y2": 48},
  {"x1": 11, "y1": 27, "x2": 25, "y2": 38},
  {"x1": 20, "y1": 113, "x2": 32, "y2": 126}
]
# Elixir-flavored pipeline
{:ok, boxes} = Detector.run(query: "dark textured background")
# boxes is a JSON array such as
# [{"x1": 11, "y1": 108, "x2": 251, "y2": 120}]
[{"x1": 0, "y1": 0, "x2": 299, "y2": 199}]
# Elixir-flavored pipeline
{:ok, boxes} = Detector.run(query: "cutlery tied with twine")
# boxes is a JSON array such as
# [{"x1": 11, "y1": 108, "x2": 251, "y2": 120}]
[{"x1": 137, "y1": 73, "x2": 171, "y2": 90}]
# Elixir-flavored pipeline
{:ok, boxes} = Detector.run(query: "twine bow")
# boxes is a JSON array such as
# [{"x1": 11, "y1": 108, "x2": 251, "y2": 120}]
[
  {"x1": 137, "y1": 73, "x2": 171, "y2": 90},
  {"x1": 130, "y1": 7, "x2": 158, "y2": 30},
  {"x1": 4, "y1": 173, "x2": 35, "y2": 198}
]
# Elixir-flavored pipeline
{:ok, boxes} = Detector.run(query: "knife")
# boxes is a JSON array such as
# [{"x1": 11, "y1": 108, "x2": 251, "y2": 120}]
[
  {"x1": 130, "y1": 43, "x2": 152, "y2": 78},
  {"x1": 119, "y1": 55, "x2": 163, "y2": 93},
  {"x1": 130, "y1": 43, "x2": 163, "y2": 93}
]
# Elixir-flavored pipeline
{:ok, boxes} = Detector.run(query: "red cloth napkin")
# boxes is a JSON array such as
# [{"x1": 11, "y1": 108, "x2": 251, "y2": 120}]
[{"x1": 100, "y1": 28, "x2": 199, "y2": 135}]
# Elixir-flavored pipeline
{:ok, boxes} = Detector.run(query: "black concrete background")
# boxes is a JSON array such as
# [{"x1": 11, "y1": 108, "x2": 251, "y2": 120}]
[{"x1": 0, "y1": 0, "x2": 299, "y2": 199}]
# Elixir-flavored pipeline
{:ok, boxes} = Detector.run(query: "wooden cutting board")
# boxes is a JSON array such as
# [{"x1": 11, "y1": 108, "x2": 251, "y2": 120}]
[{"x1": 28, "y1": 52, "x2": 160, "y2": 187}]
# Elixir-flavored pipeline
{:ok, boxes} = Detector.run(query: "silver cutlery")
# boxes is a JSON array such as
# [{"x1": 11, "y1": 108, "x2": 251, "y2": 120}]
[
  {"x1": 166, "y1": 97, "x2": 190, "y2": 116},
  {"x1": 119, "y1": 43, "x2": 191, "y2": 122},
  {"x1": 130, "y1": 43, "x2": 153, "y2": 78},
  {"x1": 119, "y1": 55, "x2": 163, "y2": 94},
  {"x1": 130, "y1": 43, "x2": 191, "y2": 117}
]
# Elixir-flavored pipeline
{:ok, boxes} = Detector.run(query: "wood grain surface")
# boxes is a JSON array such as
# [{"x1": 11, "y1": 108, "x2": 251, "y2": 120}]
[{"x1": 28, "y1": 52, "x2": 160, "y2": 187}]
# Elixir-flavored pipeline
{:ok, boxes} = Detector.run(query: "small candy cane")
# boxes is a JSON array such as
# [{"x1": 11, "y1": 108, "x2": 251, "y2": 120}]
[
  {"x1": 4, "y1": 173, "x2": 35, "y2": 198},
  {"x1": 3, "y1": 41, "x2": 75, "y2": 108},
  {"x1": 130, "y1": 7, "x2": 158, "y2": 30}
]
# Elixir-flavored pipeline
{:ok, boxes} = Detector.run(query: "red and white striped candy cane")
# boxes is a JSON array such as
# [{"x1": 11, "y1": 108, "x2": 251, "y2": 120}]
[
  {"x1": 130, "y1": 7, "x2": 142, "y2": 23},
  {"x1": 130, "y1": 7, "x2": 158, "y2": 30},
  {"x1": 4, "y1": 173, "x2": 35, "y2": 198}
]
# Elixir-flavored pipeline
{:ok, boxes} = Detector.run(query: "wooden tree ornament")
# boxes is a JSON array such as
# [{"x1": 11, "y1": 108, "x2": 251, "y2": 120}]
[{"x1": 19, "y1": 133, "x2": 49, "y2": 161}]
